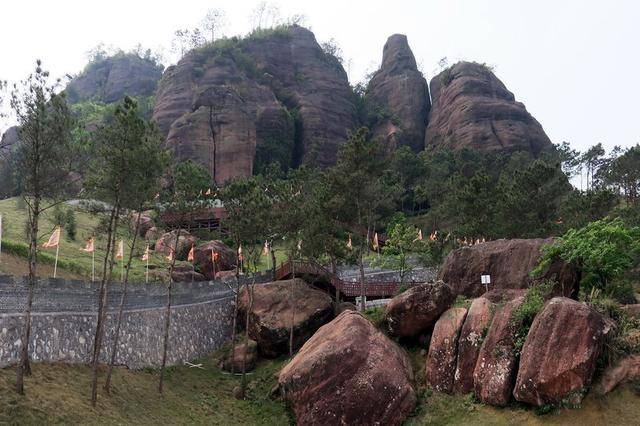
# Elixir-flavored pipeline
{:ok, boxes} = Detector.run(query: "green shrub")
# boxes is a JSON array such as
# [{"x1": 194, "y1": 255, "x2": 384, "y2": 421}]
[
  {"x1": 364, "y1": 306, "x2": 385, "y2": 328},
  {"x1": 511, "y1": 280, "x2": 554, "y2": 356}
]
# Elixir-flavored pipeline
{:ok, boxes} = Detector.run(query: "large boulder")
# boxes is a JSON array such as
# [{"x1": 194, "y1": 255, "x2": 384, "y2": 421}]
[
  {"x1": 278, "y1": 310, "x2": 416, "y2": 426},
  {"x1": 384, "y1": 281, "x2": 455, "y2": 339},
  {"x1": 129, "y1": 211, "x2": 155, "y2": 237},
  {"x1": 238, "y1": 279, "x2": 334, "y2": 357},
  {"x1": 425, "y1": 307, "x2": 468, "y2": 393},
  {"x1": 153, "y1": 25, "x2": 355, "y2": 184},
  {"x1": 220, "y1": 339, "x2": 258, "y2": 373},
  {"x1": 473, "y1": 291, "x2": 526, "y2": 406},
  {"x1": 513, "y1": 297, "x2": 607, "y2": 406},
  {"x1": 366, "y1": 34, "x2": 430, "y2": 152},
  {"x1": 595, "y1": 355, "x2": 640, "y2": 396},
  {"x1": 439, "y1": 238, "x2": 579, "y2": 298},
  {"x1": 193, "y1": 240, "x2": 236, "y2": 279},
  {"x1": 454, "y1": 297, "x2": 495, "y2": 394},
  {"x1": 170, "y1": 265, "x2": 205, "y2": 282},
  {"x1": 154, "y1": 230, "x2": 198, "y2": 261},
  {"x1": 425, "y1": 61, "x2": 552, "y2": 157}
]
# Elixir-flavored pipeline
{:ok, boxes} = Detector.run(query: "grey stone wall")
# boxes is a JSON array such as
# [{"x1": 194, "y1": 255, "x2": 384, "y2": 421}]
[{"x1": 0, "y1": 275, "x2": 244, "y2": 369}]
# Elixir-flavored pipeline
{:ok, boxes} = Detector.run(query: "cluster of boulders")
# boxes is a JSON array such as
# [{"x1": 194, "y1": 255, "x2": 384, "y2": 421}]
[
  {"x1": 129, "y1": 211, "x2": 237, "y2": 281},
  {"x1": 264, "y1": 238, "x2": 637, "y2": 425}
]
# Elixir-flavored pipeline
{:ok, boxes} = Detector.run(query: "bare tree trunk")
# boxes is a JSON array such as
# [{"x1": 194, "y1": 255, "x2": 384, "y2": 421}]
[
  {"x1": 240, "y1": 273, "x2": 256, "y2": 397},
  {"x1": 330, "y1": 255, "x2": 339, "y2": 306},
  {"x1": 15, "y1": 196, "x2": 40, "y2": 394},
  {"x1": 229, "y1": 243, "x2": 241, "y2": 375},
  {"x1": 158, "y1": 227, "x2": 182, "y2": 394},
  {"x1": 90, "y1": 204, "x2": 120, "y2": 407},
  {"x1": 289, "y1": 257, "x2": 296, "y2": 357},
  {"x1": 104, "y1": 208, "x2": 143, "y2": 393},
  {"x1": 270, "y1": 246, "x2": 277, "y2": 280},
  {"x1": 359, "y1": 251, "x2": 366, "y2": 312}
]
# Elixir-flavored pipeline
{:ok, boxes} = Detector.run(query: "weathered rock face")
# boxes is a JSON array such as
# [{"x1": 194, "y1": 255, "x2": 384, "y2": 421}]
[
  {"x1": 129, "y1": 211, "x2": 155, "y2": 237},
  {"x1": 278, "y1": 310, "x2": 416, "y2": 426},
  {"x1": 384, "y1": 281, "x2": 455, "y2": 339},
  {"x1": 66, "y1": 53, "x2": 163, "y2": 105},
  {"x1": 621, "y1": 304, "x2": 640, "y2": 319},
  {"x1": 595, "y1": 355, "x2": 640, "y2": 396},
  {"x1": 513, "y1": 297, "x2": 607, "y2": 406},
  {"x1": 439, "y1": 238, "x2": 580, "y2": 298},
  {"x1": 426, "y1": 307, "x2": 468, "y2": 393},
  {"x1": 170, "y1": 265, "x2": 205, "y2": 282},
  {"x1": 366, "y1": 34, "x2": 430, "y2": 152},
  {"x1": 454, "y1": 297, "x2": 495, "y2": 394},
  {"x1": 238, "y1": 279, "x2": 334, "y2": 357},
  {"x1": 193, "y1": 240, "x2": 236, "y2": 279},
  {"x1": 153, "y1": 25, "x2": 355, "y2": 183},
  {"x1": 220, "y1": 339, "x2": 258, "y2": 373},
  {"x1": 425, "y1": 62, "x2": 552, "y2": 156},
  {"x1": 473, "y1": 292, "x2": 526, "y2": 406},
  {"x1": 154, "y1": 230, "x2": 198, "y2": 261}
]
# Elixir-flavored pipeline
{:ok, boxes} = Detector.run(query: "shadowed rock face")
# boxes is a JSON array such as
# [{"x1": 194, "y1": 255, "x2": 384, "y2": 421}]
[
  {"x1": 367, "y1": 34, "x2": 430, "y2": 152},
  {"x1": 153, "y1": 26, "x2": 356, "y2": 184},
  {"x1": 425, "y1": 62, "x2": 552, "y2": 156},
  {"x1": 66, "y1": 54, "x2": 163, "y2": 104},
  {"x1": 278, "y1": 310, "x2": 416, "y2": 426}
]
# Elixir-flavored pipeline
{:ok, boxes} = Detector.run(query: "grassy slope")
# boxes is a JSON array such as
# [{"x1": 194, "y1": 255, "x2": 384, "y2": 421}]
[
  {"x1": 0, "y1": 197, "x2": 286, "y2": 283},
  {"x1": 1, "y1": 345, "x2": 638, "y2": 425},
  {"x1": 0, "y1": 353, "x2": 292, "y2": 425}
]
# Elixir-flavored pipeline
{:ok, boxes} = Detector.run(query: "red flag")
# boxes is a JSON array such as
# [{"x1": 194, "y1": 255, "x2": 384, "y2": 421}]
[{"x1": 187, "y1": 245, "x2": 195, "y2": 262}]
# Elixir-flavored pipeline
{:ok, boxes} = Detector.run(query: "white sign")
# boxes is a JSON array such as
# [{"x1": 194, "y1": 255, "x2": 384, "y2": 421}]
[{"x1": 481, "y1": 275, "x2": 491, "y2": 284}]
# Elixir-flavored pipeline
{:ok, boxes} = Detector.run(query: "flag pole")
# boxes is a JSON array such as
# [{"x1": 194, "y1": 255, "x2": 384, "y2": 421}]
[
  {"x1": 145, "y1": 252, "x2": 149, "y2": 284},
  {"x1": 92, "y1": 250, "x2": 95, "y2": 282},
  {"x1": 53, "y1": 240, "x2": 60, "y2": 279},
  {"x1": 0, "y1": 214, "x2": 3, "y2": 263}
]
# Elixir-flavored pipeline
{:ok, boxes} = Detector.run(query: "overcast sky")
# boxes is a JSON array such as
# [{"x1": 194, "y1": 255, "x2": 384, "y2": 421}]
[{"x1": 1, "y1": 0, "x2": 639, "y2": 153}]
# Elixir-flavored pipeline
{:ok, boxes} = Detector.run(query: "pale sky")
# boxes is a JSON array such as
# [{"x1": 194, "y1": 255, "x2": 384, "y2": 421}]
[{"x1": 1, "y1": 0, "x2": 639, "y2": 154}]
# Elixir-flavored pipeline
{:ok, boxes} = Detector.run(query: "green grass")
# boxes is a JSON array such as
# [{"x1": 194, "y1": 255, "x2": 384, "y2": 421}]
[{"x1": 0, "y1": 351, "x2": 293, "y2": 425}]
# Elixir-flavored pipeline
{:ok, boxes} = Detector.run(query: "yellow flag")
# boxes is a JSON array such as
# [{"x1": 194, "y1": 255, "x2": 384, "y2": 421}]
[
  {"x1": 413, "y1": 229, "x2": 423, "y2": 242},
  {"x1": 42, "y1": 227, "x2": 61, "y2": 249},
  {"x1": 116, "y1": 240, "x2": 124, "y2": 260},
  {"x1": 187, "y1": 245, "x2": 195, "y2": 262},
  {"x1": 141, "y1": 245, "x2": 150, "y2": 261},
  {"x1": 81, "y1": 237, "x2": 95, "y2": 253},
  {"x1": 166, "y1": 248, "x2": 174, "y2": 262},
  {"x1": 238, "y1": 245, "x2": 243, "y2": 261},
  {"x1": 372, "y1": 232, "x2": 379, "y2": 250}
]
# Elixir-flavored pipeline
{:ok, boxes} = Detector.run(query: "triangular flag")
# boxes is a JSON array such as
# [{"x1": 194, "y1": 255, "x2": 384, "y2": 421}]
[
  {"x1": 116, "y1": 240, "x2": 124, "y2": 260},
  {"x1": 429, "y1": 232, "x2": 437, "y2": 241},
  {"x1": 166, "y1": 248, "x2": 174, "y2": 262},
  {"x1": 212, "y1": 250, "x2": 220, "y2": 262},
  {"x1": 42, "y1": 227, "x2": 61, "y2": 249},
  {"x1": 372, "y1": 232, "x2": 379, "y2": 250},
  {"x1": 297, "y1": 239, "x2": 302, "y2": 251},
  {"x1": 187, "y1": 245, "x2": 195, "y2": 262},
  {"x1": 205, "y1": 188, "x2": 212, "y2": 196},
  {"x1": 81, "y1": 237, "x2": 94, "y2": 253},
  {"x1": 413, "y1": 229, "x2": 423, "y2": 242},
  {"x1": 238, "y1": 245, "x2": 243, "y2": 261},
  {"x1": 346, "y1": 235, "x2": 353, "y2": 250},
  {"x1": 262, "y1": 241, "x2": 269, "y2": 256},
  {"x1": 141, "y1": 245, "x2": 150, "y2": 261}
]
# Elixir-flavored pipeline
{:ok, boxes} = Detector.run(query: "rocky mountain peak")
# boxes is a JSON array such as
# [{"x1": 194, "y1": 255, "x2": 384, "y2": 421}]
[
  {"x1": 380, "y1": 34, "x2": 418, "y2": 74},
  {"x1": 366, "y1": 34, "x2": 430, "y2": 152}
]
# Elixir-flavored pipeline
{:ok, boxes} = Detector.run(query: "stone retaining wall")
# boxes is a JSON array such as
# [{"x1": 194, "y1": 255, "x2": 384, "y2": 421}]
[{"x1": 0, "y1": 275, "x2": 260, "y2": 369}]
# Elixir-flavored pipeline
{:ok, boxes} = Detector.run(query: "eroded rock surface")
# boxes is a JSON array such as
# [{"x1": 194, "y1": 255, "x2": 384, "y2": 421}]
[
  {"x1": 193, "y1": 240, "x2": 237, "y2": 279},
  {"x1": 426, "y1": 307, "x2": 468, "y2": 393},
  {"x1": 154, "y1": 230, "x2": 198, "y2": 261},
  {"x1": 366, "y1": 34, "x2": 430, "y2": 152},
  {"x1": 278, "y1": 310, "x2": 416, "y2": 426},
  {"x1": 473, "y1": 292, "x2": 526, "y2": 406},
  {"x1": 384, "y1": 281, "x2": 454, "y2": 339},
  {"x1": 454, "y1": 297, "x2": 495, "y2": 394},
  {"x1": 439, "y1": 238, "x2": 579, "y2": 298},
  {"x1": 425, "y1": 61, "x2": 552, "y2": 156},
  {"x1": 513, "y1": 297, "x2": 607, "y2": 406},
  {"x1": 238, "y1": 279, "x2": 334, "y2": 357},
  {"x1": 153, "y1": 25, "x2": 355, "y2": 183}
]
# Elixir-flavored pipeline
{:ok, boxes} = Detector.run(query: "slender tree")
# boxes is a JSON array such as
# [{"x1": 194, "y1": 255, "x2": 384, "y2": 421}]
[
  {"x1": 10, "y1": 61, "x2": 74, "y2": 395},
  {"x1": 158, "y1": 160, "x2": 210, "y2": 394},
  {"x1": 103, "y1": 105, "x2": 168, "y2": 393},
  {"x1": 85, "y1": 96, "x2": 154, "y2": 406},
  {"x1": 201, "y1": 8, "x2": 227, "y2": 43}
]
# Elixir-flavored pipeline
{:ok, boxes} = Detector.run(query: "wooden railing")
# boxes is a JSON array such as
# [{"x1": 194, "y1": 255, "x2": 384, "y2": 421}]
[{"x1": 274, "y1": 260, "x2": 419, "y2": 298}]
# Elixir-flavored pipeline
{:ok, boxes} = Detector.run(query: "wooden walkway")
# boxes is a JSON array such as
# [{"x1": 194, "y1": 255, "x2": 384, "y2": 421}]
[{"x1": 274, "y1": 260, "x2": 418, "y2": 298}]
